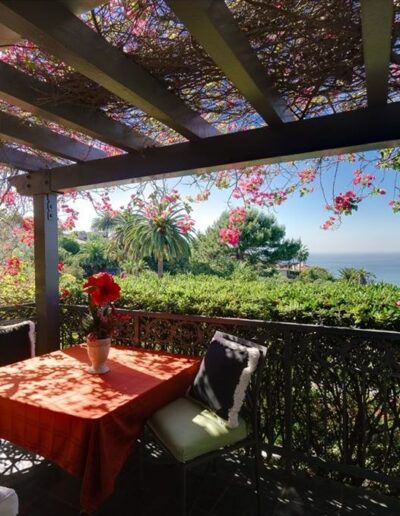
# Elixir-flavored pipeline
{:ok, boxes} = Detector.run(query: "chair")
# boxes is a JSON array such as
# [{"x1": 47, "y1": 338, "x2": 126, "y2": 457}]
[
  {"x1": 0, "y1": 486, "x2": 18, "y2": 516},
  {"x1": 0, "y1": 320, "x2": 35, "y2": 367},
  {"x1": 146, "y1": 332, "x2": 267, "y2": 516}
]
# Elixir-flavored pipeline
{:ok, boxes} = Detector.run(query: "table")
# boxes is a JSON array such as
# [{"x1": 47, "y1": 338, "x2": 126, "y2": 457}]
[{"x1": 0, "y1": 345, "x2": 200, "y2": 512}]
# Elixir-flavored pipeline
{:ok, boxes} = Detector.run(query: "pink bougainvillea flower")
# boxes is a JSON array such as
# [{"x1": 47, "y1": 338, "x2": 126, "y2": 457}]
[
  {"x1": 12, "y1": 217, "x2": 34, "y2": 247},
  {"x1": 195, "y1": 190, "x2": 210, "y2": 202},
  {"x1": 160, "y1": 189, "x2": 180, "y2": 205},
  {"x1": 238, "y1": 172, "x2": 264, "y2": 193},
  {"x1": 176, "y1": 214, "x2": 195, "y2": 234},
  {"x1": 0, "y1": 190, "x2": 16, "y2": 207},
  {"x1": 215, "y1": 171, "x2": 230, "y2": 189},
  {"x1": 333, "y1": 191, "x2": 361, "y2": 215},
  {"x1": 229, "y1": 207, "x2": 247, "y2": 226},
  {"x1": 297, "y1": 168, "x2": 316, "y2": 184},
  {"x1": 389, "y1": 199, "x2": 400, "y2": 213},
  {"x1": 219, "y1": 227, "x2": 240, "y2": 246},
  {"x1": 352, "y1": 169, "x2": 375, "y2": 187},
  {"x1": 321, "y1": 216, "x2": 336, "y2": 230}
]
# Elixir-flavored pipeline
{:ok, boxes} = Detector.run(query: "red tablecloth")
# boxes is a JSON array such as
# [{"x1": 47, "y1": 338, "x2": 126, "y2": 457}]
[{"x1": 0, "y1": 345, "x2": 200, "y2": 512}]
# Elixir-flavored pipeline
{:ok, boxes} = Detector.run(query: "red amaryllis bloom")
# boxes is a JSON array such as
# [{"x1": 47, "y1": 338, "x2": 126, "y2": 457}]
[{"x1": 83, "y1": 272, "x2": 121, "y2": 305}]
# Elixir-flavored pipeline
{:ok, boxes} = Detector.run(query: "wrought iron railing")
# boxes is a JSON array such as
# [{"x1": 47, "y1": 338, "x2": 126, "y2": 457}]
[
  {"x1": 2, "y1": 303, "x2": 400, "y2": 495},
  {"x1": 59, "y1": 304, "x2": 400, "y2": 494},
  {"x1": 0, "y1": 303, "x2": 36, "y2": 323}
]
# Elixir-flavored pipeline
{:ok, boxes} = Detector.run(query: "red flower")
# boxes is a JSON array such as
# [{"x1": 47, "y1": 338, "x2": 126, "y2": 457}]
[
  {"x1": 83, "y1": 272, "x2": 121, "y2": 306},
  {"x1": 219, "y1": 227, "x2": 240, "y2": 246},
  {"x1": 58, "y1": 262, "x2": 65, "y2": 273},
  {"x1": 83, "y1": 273, "x2": 128, "y2": 339},
  {"x1": 60, "y1": 288, "x2": 70, "y2": 300},
  {"x1": 5, "y1": 256, "x2": 21, "y2": 276}
]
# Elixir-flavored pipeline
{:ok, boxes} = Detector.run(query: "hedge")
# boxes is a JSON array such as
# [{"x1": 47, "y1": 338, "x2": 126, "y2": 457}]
[
  {"x1": 2, "y1": 272, "x2": 400, "y2": 330},
  {"x1": 65, "y1": 273, "x2": 400, "y2": 330}
]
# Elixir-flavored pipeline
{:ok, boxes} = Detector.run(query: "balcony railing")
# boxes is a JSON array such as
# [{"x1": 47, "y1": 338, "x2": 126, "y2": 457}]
[
  {"x1": 2, "y1": 303, "x2": 400, "y2": 496},
  {"x1": 0, "y1": 303, "x2": 35, "y2": 323}
]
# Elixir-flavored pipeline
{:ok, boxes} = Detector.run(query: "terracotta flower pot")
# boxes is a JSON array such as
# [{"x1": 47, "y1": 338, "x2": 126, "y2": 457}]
[{"x1": 86, "y1": 337, "x2": 111, "y2": 374}]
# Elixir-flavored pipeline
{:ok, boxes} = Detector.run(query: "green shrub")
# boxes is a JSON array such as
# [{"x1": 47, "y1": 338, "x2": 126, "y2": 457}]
[
  {"x1": 298, "y1": 266, "x2": 334, "y2": 282},
  {"x1": 61, "y1": 273, "x2": 400, "y2": 330},
  {"x1": 3, "y1": 272, "x2": 400, "y2": 331},
  {"x1": 0, "y1": 263, "x2": 35, "y2": 305}
]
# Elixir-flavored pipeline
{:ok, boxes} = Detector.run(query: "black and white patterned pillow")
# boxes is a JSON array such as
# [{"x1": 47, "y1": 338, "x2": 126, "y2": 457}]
[
  {"x1": 187, "y1": 331, "x2": 260, "y2": 428},
  {"x1": 0, "y1": 321, "x2": 35, "y2": 366}
]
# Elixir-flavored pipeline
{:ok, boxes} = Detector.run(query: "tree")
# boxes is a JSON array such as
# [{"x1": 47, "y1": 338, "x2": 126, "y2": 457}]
[
  {"x1": 338, "y1": 267, "x2": 375, "y2": 285},
  {"x1": 190, "y1": 228, "x2": 235, "y2": 277},
  {"x1": 113, "y1": 197, "x2": 195, "y2": 278},
  {"x1": 297, "y1": 244, "x2": 310, "y2": 271},
  {"x1": 60, "y1": 235, "x2": 80, "y2": 255},
  {"x1": 91, "y1": 212, "x2": 118, "y2": 238},
  {"x1": 78, "y1": 234, "x2": 118, "y2": 277},
  {"x1": 299, "y1": 266, "x2": 334, "y2": 282},
  {"x1": 0, "y1": 210, "x2": 25, "y2": 262},
  {"x1": 191, "y1": 209, "x2": 303, "y2": 276}
]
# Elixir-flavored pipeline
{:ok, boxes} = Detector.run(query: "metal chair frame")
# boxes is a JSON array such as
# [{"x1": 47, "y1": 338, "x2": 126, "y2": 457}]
[{"x1": 145, "y1": 333, "x2": 267, "y2": 516}]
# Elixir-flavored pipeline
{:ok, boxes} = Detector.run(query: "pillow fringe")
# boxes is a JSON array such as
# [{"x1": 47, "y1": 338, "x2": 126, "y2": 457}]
[{"x1": 227, "y1": 346, "x2": 260, "y2": 428}]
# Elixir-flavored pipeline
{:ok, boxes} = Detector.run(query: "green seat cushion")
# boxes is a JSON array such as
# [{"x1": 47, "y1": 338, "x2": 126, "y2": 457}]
[{"x1": 148, "y1": 397, "x2": 249, "y2": 463}]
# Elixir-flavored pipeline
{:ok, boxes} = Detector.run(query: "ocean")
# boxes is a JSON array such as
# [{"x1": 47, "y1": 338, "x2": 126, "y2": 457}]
[{"x1": 307, "y1": 253, "x2": 400, "y2": 286}]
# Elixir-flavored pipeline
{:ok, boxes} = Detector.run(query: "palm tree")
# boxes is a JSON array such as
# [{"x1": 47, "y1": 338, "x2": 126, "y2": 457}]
[
  {"x1": 114, "y1": 207, "x2": 194, "y2": 278},
  {"x1": 297, "y1": 244, "x2": 309, "y2": 272},
  {"x1": 91, "y1": 212, "x2": 117, "y2": 238},
  {"x1": 338, "y1": 267, "x2": 375, "y2": 285}
]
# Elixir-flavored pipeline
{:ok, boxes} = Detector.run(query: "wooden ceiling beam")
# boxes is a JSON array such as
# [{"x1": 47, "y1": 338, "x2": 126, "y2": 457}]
[
  {"x1": 0, "y1": 111, "x2": 107, "y2": 162},
  {"x1": 61, "y1": 0, "x2": 107, "y2": 14},
  {"x1": 0, "y1": 2, "x2": 106, "y2": 46},
  {"x1": 0, "y1": 61, "x2": 152, "y2": 152},
  {"x1": 361, "y1": 0, "x2": 394, "y2": 106},
  {"x1": 0, "y1": 0, "x2": 218, "y2": 140},
  {"x1": 10, "y1": 103, "x2": 400, "y2": 194},
  {"x1": 166, "y1": 0, "x2": 293, "y2": 125},
  {"x1": 0, "y1": 145, "x2": 58, "y2": 172}
]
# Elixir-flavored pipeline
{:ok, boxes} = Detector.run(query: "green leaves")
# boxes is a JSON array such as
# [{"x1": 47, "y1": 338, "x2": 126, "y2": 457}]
[
  {"x1": 60, "y1": 274, "x2": 400, "y2": 331},
  {"x1": 4, "y1": 269, "x2": 400, "y2": 332},
  {"x1": 112, "y1": 205, "x2": 194, "y2": 277}
]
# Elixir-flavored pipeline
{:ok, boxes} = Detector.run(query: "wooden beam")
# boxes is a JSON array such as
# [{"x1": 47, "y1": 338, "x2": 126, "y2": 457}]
[
  {"x1": 0, "y1": 23, "x2": 19, "y2": 45},
  {"x1": 33, "y1": 193, "x2": 60, "y2": 354},
  {"x1": 0, "y1": 1, "x2": 219, "y2": 140},
  {"x1": 0, "y1": 145, "x2": 58, "y2": 172},
  {"x1": 10, "y1": 103, "x2": 400, "y2": 194},
  {"x1": 61, "y1": 0, "x2": 107, "y2": 14},
  {"x1": 0, "y1": 111, "x2": 107, "y2": 162},
  {"x1": 166, "y1": 0, "x2": 292, "y2": 125},
  {"x1": 361, "y1": 0, "x2": 394, "y2": 106},
  {"x1": 0, "y1": 2, "x2": 107, "y2": 46},
  {"x1": 0, "y1": 61, "x2": 152, "y2": 152}
]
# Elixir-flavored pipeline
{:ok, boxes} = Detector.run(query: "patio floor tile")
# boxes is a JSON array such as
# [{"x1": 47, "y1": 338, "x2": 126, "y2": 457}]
[{"x1": 1, "y1": 439, "x2": 400, "y2": 515}]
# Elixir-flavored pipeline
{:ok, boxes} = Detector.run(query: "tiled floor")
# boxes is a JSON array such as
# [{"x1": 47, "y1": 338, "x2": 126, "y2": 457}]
[{"x1": 1, "y1": 438, "x2": 400, "y2": 515}]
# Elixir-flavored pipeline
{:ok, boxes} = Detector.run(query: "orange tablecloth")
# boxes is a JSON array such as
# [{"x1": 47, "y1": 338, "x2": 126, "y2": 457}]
[{"x1": 0, "y1": 345, "x2": 200, "y2": 512}]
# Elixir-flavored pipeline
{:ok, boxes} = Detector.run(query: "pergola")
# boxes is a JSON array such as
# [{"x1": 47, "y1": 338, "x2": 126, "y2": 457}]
[{"x1": 0, "y1": 0, "x2": 397, "y2": 353}]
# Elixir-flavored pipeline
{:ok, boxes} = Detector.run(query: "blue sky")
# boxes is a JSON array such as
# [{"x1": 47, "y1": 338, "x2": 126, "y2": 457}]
[{"x1": 74, "y1": 151, "x2": 400, "y2": 254}]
